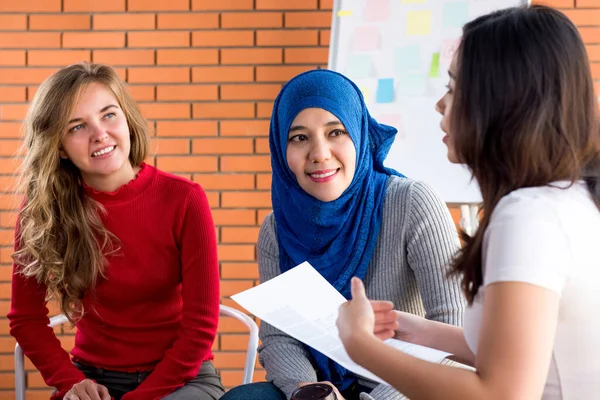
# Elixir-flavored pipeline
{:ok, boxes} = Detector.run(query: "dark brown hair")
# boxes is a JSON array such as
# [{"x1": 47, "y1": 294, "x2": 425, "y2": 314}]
[{"x1": 450, "y1": 5, "x2": 600, "y2": 303}]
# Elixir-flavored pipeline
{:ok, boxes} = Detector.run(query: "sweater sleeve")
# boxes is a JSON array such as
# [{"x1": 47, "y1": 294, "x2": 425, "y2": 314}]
[
  {"x1": 405, "y1": 181, "x2": 465, "y2": 326},
  {"x1": 7, "y1": 218, "x2": 87, "y2": 400},
  {"x1": 256, "y1": 214, "x2": 318, "y2": 399},
  {"x1": 122, "y1": 184, "x2": 220, "y2": 400}
]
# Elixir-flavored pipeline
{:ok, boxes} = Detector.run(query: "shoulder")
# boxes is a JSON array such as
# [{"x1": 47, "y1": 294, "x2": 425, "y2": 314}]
[
  {"x1": 152, "y1": 166, "x2": 207, "y2": 200},
  {"x1": 258, "y1": 212, "x2": 278, "y2": 251},
  {"x1": 384, "y1": 176, "x2": 447, "y2": 216}
]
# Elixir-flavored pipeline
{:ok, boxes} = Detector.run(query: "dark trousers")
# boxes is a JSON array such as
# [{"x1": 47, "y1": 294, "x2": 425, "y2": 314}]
[{"x1": 74, "y1": 360, "x2": 225, "y2": 400}]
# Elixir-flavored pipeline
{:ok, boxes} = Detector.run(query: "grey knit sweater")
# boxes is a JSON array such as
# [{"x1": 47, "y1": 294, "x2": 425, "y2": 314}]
[{"x1": 257, "y1": 177, "x2": 466, "y2": 400}]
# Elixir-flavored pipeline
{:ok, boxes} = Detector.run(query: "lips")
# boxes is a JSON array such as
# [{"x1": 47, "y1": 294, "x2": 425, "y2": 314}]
[
  {"x1": 91, "y1": 145, "x2": 116, "y2": 157},
  {"x1": 307, "y1": 169, "x2": 338, "y2": 179}
]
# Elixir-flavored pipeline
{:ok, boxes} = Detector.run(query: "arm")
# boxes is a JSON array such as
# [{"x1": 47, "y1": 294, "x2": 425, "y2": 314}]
[
  {"x1": 122, "y1": 185, "x2": 220, "y2": 400},
  {"x1": 257, "y1": 214, "x2": 318, "y2": 399},
  {"x1": 8, "y1": 219, "x2": 87, "y2": 399}
]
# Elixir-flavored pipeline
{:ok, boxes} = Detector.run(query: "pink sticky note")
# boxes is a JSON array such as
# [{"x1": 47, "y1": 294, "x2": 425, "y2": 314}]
[
  {"x1": 365, "y1": 0, "x2": 391, "y2": 22},
  {"x1": 377, "y1": 114, "x2": 404, "y2": 138},
  {"x1": 440, "y1": 38, "x2": 461, "y2": 66},
  {"x1": 353, "y1": 26, "x2": 381, "y2": 51}
]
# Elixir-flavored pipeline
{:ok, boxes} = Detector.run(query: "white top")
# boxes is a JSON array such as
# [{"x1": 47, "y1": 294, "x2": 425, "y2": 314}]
[{"x1": 463, "y1": 182, "x2": 600, "y2": 399}]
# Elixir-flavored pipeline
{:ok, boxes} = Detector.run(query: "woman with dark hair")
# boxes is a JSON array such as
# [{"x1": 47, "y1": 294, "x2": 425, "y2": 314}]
[{"x1": 336, "y1": 5, "x2": 600, "y2": 399}]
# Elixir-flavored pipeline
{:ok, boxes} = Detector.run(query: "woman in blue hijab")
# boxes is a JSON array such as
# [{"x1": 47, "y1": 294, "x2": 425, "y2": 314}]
[{"x1": 221, "y1": 69, "x2": 464, "y2": 400}]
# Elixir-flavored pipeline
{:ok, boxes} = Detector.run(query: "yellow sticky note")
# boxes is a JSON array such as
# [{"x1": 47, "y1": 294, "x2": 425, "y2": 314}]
[
  {"x1": 337, "y1": 10, "x2": 353, "y2": 17},
  {"x1": 359, "y1": 86, "x2": 370, "y2": 103},
  {"x1": 402, "y1": 0, "x2": 426, "y2": 3},
  {"x1": 407, "y1": 10, "x2": 432, "y2": 36}
]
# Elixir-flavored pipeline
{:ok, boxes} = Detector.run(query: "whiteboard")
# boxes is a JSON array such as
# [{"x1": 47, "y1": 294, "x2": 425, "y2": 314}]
[{"x1": 329, "y1": 0, "x2": 529, "y2": 204}]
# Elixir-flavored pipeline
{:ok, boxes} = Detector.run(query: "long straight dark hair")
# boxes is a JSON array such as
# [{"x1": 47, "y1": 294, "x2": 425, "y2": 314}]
[{"x1": 450, "y1": 5, "x2": 600, "y2": 304}]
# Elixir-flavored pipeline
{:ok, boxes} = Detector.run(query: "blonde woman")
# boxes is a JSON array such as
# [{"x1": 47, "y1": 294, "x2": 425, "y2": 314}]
[{"x1": 8, "y1": 63, "x2": 224, "y2": 400}]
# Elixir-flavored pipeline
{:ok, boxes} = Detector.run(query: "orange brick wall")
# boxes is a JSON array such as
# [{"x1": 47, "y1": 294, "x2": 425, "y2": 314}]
[{"x1": 0, "y1": 0, "x2": 598, "y2": 398}]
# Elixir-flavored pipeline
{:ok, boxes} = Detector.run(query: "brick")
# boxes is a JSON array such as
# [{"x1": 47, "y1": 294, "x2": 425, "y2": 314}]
[
  {"x1": 209, "y1": 208, "x2": 255, "y2": 224},
  {"x1": 222, "y1": 227, "x2": 260, "y2": 243},
  {"x1": 0, "y1": 15, "x2": 26, "y2": 30},
  {"x1": 157, "y1": 13, "x2": 219, "y2": 29},
  {"x1": 592, "y1": 63, "x2": 600, "y2": 79},
  {"x1": 157, "y1": 156, "x2": 218, "y2": 172},
  {"x1": 128, "y1": 67, "x2": 190, "y2": 83},
  {"x1": 28, "y1": 50, "x2": 91, "y2": 67},
  {"x1": 221, "y1": 48, "x2": 282, "y2": 65},
  {"x1": 217, "y1": 244, "x2": 255, "y2": 261},
  {"x1": 63, "y1": 32, "x2": 125, "y2": 49},
  {"x1": 93, "y1": 49, "x2": 154, "y2": 66},
  {"x1": 221, "y1": 333, "x2": 251, "y2": 350},
  {"x1": 0, "y1": 105, "x2": 28, "y2": 121},
  {"x1": 221, "y1": 12, "x2": 282, "y2": 28},
  {"x1": 0, "y1": 68, "x2": 57, "y2": 85},
  {"x1": 192, "y1": 0, "x2": 253, "y2": 11},
  {"x1": 532, "y1": 0, "x2": 573, "y2": 6},
  {"x1": 0, "y1": 193, "x2": 19, "y2": 208},
  {"x1": 0, "y1": 33, "x2": 60, "y2": 49},
  {"x1": 564, "y1": 9, "x2": 600, "y2": 25},
  {"x1": 255, "y1": 138, "x2": 269, "y2": 154},
  {"x1": 256, "y1": 102, "x2": 273, "y2": 118},
  {"x1": 64, "y1": 0, "x2": 125, "y2": 12},
  {"x1": 193, "y1": 174, "x2": 254, "y2": 191},
  {"x1": 257, "y1": 0, "x2": 317, "y2": 10},
  {"x1": 0, "y1": 87, "x2": 26, "y2": 102},
  {"x1": 221, "y1": 262, "x2": 259, "y2": 279},
  {"x1": 156, "y1": 121, "x2": 218, "y2": 137},
  {"x1": 256, "y1": 65, "x2": 314, "y2": 82},
  {"x1": 220, "y1": 120, "x2": 269, "y2": 136},
  {"x1": 222, "y1": 191, "x2": 271, "y2": 208},
  {"x1": 257, "y1": 29, "x2": 319, "y2": 47},
  {"x1": 213, "y1": 351, "x2": 247, "y2": 369},
  {"x1": 150, "y1": 138, "x2": 190, "y2": 155},
  {"x1": 0, "y1": 176, "x2": 18, "y2": 192},
  {"x1": 285, "y1": 11, "x2": 332, "y2": 28},
  {"x1": 578, "y1": 0, "x2": 600, "y2": 6},
  {"x1": 0, "y1": 50, "x2": 25, "y2": 66},
  {"x1": 192, "y1": 66, "x2": 254, "y2": 83},
  {"x1": 128, "y1": 32, "x2": 190, "y2": 48},
  {"x1": 320, "y1": 29, "x2": 330, "y2": 46},
  {"x1": 256, "y1": 173, "x2": 271, "y2": 189},
  {"x1": 192, "y1": 31, "x2": 254, "y2": 47},
  {"x1": 192, "y1": 102, "x2": 255, "y2": 119},
  {"x1": 581, "y1": 28, "x2": 600, "y2": 44},
  {"x1": 285, "y1": 47, "x2": 329, "y2": 64},
  {"x1": 220, "y1": 280, "x2": 254, "y2": 296},
  {"x1": 139, "y1": 103, "x2": 190, "y2": 119},
  {"x1": 0, "y1": 0, "x2": 60, "y2": 11},
  {"x1": 128, "y1": 0, "x2": 189, "y2": 11},
  {"x1": 157, "y1": 49, "x2": 218, "y2": 65},
  {"x1": 157, "y1": 84, "x2": 218, "y2": 101},
  {"x1": 220, "y1": 84, "x2": 281, "y2": 100},
  {"x1": 206, "y1": 191, "x2": 219, "y2": 207},
  {"x1": 192, "y1": 138, "x2": 253, "y2": 154},
  {"x1": 29, "y1": 14, "x2": 90, "y2": 30},
  {"x1": 221, "y1": 156, "x2": 271, "y2": 172},
  {"x1": 93, "y1": 13, "x2": 155, "y2": 30},
  {"x1": 588, "y1": 45, "x2": 600, "y2": 62},
  {"x1": 0, "y1": 122, "x2": 21, "y2": 138}
]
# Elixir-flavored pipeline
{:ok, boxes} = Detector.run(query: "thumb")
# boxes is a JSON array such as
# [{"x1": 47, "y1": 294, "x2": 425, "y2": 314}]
[{"x1": 350, "y1": 277, "x2": 367, "y2": 300}]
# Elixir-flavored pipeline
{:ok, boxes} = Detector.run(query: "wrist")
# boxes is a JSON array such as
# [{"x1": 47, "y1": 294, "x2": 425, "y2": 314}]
[{"x1": 344, "y1": 331, "x2": 378, "y2": 364}]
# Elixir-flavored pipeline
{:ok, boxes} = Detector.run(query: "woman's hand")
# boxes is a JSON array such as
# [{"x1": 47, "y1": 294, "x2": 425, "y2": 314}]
[
  {"x1": 64, "y1": 379, "x2": 111, "y2": 400},
  {"x1": 370, "y1": 299, "x2": 399, "y2": 340},
  {"x1": 337, "y1": 277, "x2": 376, "y2": 347},
  {"x1": 298, "y1": 381, "x2": 345, "y2": 400}
]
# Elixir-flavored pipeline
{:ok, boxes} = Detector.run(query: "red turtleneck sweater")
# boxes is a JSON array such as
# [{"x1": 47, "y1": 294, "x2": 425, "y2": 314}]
[{"x1": 8, "y1": 164, "x2": 220, "y2": 400}]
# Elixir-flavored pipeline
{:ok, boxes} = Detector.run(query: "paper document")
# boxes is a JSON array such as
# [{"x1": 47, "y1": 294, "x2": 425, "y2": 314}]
[{"x1": 231, "y1": 262, "x2": 452, "y2": 385}]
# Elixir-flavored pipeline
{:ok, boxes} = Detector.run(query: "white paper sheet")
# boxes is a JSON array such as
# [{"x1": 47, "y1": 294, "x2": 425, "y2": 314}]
[{"x1": 231, "y1": 261, "x2": 452, "y2": 385}]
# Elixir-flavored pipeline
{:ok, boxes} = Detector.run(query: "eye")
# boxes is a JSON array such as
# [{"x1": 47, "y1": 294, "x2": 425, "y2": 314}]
[
  {"x1": 329, "y1": 129, "x2": 348, "y2": 137},
  {"x1": 69, "y1": 124, "x2": 84, "y2": 133},
  {"x1": 103, "y1": 112, "x2": 116, "y2": 120},
  {"x1": 445, "y1": 84, "x2": 453, "y2": 94},
  {"x1": 288, "y1": 134, "x2": 308, "y2": 142}
]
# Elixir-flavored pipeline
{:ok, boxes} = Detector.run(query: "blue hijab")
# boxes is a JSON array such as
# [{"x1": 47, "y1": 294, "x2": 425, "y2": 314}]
[{"x1": 270, "y1": 69, "x2": 404, "y2": 389}]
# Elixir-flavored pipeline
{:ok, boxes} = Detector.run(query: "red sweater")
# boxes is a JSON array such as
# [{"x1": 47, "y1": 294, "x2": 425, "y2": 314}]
[{"x1": 8, "y1": 164, "x2": 220, "y2": 400}]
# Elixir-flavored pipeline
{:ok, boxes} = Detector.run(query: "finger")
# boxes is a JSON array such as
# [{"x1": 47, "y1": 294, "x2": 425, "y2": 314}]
[
  {"x1": 369, "y1": 300, "x2": 394, "y2": 312},
  {"x1": 97, "y1": 384, "x2": 111, "y2": 400},
  {"x1": 374, "y1": 311, "x2": 399, "y2": 325},
  {"x1": 374, "y1": 329, "x2": 395, "y2": 340},
  {"x1": 75, "y1": 389, "x2": 92, "y2": 400},
  {"x1": 297, "y1": 382, "x2": 312, "y2": 388},
  {"x1": 350, "y1": 277, "x2": 367, "y2": 300},
  {"x1": 374, "y1": 320, "x2": 399, "y2": 331},
  {"x1": 65, "y1": 394, "x2": 80, "y2": 400},
  {"x1": 87, "y1": 385, "x2": 102, "y2": 400}
]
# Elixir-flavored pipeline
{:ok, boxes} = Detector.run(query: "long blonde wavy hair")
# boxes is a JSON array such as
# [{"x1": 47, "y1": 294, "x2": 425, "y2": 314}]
[{"x1": 12, "y1": 63, "x2": 150, "y2": 321}]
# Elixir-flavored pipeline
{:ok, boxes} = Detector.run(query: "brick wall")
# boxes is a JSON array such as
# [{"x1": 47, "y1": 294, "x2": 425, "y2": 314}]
[{"x1": 0, "y1": 0, "x2": 598, "y2": 398}]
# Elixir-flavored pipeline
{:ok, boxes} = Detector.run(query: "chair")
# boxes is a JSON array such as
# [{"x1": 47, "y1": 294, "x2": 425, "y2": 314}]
[{"x1": 14, "y1": 304, "x2": 259, "y2": 400}]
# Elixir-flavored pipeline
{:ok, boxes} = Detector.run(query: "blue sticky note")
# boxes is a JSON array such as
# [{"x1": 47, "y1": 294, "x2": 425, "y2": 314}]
[
  {"x1": 395, "y1": 45, "x2": 421, "y2": 74},
  {"x1": 443, "y1": 2, "x2": 469, "y2": 29},
  {"x1": 346, "y1": 54, "x2": 372, "y2": 78},
  {"x1": 376, "y1": 78, "x2": 395, "y2": 103},
  {"x1": 397, "y1": 72, "x2": 428, "y2": 97}
]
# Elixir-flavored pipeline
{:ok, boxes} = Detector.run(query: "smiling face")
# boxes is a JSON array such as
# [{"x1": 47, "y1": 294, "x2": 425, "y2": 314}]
[
  {"x1": 59, "y1": 82, "x2": 136, "y2": 192},
  {"x1": 285, "y1": 107, "x2": 356, "y2": 202},
  {"x1": 435, "y1": 54, "x2": 459, "y2": 164}
]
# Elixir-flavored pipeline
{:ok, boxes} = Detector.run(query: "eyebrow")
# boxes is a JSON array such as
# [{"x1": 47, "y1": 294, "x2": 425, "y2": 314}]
[
  {"x1": 288, "y1": 120, "x2": 344, "y2": 133},
  {"x1": 68, "y1": 104, "x2": 119, "y2": 124}
]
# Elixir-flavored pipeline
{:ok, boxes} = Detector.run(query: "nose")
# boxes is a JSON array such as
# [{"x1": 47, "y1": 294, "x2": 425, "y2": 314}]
[
  {"x1": 435, "y1": 97, "x2": 445, "y2": 115},
  {"x1": 90, "y1": 123, "x2": 108, "y2": 143},
  {"x1": 308, "y1": 136, "x2": 332, "y2": 163}
]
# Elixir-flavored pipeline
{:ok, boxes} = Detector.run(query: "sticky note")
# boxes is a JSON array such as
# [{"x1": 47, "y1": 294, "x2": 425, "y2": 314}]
[
  {"x1": 377, "y1": 114, "x2": 403, "y2": 131},
  {"x1": 440, "y1": 38, "x2": 460, "y2": 65},
  {"x1": 397, "y1": 72, "x2": 428, "y2": 97},
  {"x1": 429, "y1": 53, "x2": 440, "y2": 77},
  {"x1": 337, "y1": 10, "x2": 353, "y2": 17},
  {"x1": 401, "y1": 0, "x2": 425, "y2": 3},
  {"x1": 365, "y1": 0, "x2": 391, "y2": 22},
  {"x1": 359, "y1": 86, "x2": 371, "y2": 103},
  {"x1": 376, "y1": 78, "x2": 395, "y2": 103},
  {"x1": 346, "y1": 54, "x2": 372, "y2": 78},
  {"x1": 443, "y1": 2, "x2": 469, "y2": 29},
  {"x1": 407, "y1": 10, "x2": 432, "y2": 36},
  {"x1": 353, "y1": 26, "x2": 381, "y2": 51},
  {"x1": 395, "y1": 44, "x2": 421, "y2": 74}
]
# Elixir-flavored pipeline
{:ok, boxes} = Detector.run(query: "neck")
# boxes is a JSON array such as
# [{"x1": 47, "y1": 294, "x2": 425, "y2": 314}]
[{"x1": 83, "y1": 163, "x2": 140, "y2": 193}]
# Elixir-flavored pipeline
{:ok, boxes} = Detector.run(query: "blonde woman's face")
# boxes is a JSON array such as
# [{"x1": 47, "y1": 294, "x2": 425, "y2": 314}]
[{"x1": 60, "y1": 83, "x2": 134, "y2": 191}]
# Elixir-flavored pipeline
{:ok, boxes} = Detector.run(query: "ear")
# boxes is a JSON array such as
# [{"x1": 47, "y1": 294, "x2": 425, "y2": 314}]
[{"x1": 58, "y1": 147, "x2": 69, "y2": 160}]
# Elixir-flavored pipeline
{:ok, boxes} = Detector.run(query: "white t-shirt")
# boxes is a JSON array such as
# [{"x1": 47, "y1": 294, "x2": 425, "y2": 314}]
[{"x1": 463, "y1": 182, "x2": 600, "y2": 399}]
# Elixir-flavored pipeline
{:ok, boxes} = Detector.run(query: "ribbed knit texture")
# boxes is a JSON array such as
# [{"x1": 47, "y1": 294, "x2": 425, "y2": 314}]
[
  {"x1": 8, "y1": 163, "x2": 221, "y2": 400},
  {"x1": 257, "y1": 177, "x2": 465, "y2": 400}
]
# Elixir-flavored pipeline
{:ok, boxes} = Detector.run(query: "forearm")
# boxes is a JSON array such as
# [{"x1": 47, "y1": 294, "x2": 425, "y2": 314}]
[{"x1": 423, "y1": 320, "x2": 474, "y2": 367}]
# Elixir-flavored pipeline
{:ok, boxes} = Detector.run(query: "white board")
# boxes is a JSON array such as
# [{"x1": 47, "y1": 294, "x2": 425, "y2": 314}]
[{"x1": 329, "y1": 0, "x2": 529, "y2": 204}]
